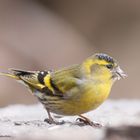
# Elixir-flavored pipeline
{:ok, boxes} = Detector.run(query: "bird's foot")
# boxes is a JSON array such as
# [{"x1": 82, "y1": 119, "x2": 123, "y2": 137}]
[
  {"x1": 76, "y1": 116, "x2": 102, "y2": 128},
  {"x1": 44, "y1": 118, "x2": 65, "y2": 125}
]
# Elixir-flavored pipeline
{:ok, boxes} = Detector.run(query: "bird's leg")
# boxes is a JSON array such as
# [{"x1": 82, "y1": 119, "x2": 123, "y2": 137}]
[
  {"x1": 44, "y1": 109, "x2": 64, "y2": 125},
  {"x1": 76, "y1": 115, "x2": 102, "y2": 128},
  {"x1": 44, "y1": 109, "x2": 55, "y2": 124}
]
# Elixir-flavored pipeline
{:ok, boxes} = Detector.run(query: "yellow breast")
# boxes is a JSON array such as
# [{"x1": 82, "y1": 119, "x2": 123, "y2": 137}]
[{"x1": 53, "y1": 81, "x2": 112, "y2": 116}]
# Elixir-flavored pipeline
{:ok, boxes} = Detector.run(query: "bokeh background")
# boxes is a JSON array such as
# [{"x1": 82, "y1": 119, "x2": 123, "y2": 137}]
[{"x1": 0, "y1": 0, "x2": 139, "y2": 107}]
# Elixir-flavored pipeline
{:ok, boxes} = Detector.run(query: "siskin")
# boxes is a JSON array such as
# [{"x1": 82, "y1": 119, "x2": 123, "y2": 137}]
[{"x1": 0, "y1": 53, "x2": 126, "y2": 126}]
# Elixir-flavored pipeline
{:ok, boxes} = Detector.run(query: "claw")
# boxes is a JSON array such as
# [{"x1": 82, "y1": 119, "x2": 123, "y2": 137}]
[
  {"x1": 76, "y1": 115, "x2": 102, "y2": 128},
  {"x1": 44, "y1": 109, "x2": 65, "y2": 125},
  {"x1": 44, "y1": 118, "x2": 65, "y2": 125}
]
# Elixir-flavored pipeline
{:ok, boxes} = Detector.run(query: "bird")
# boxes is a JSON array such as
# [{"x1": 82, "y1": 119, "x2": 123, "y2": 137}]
[{"x1": 0, "y1": 53, "x2": 126, "y2": 127}]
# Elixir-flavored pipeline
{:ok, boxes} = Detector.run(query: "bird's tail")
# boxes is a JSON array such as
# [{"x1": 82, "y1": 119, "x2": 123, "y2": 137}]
[
  {"x1": 0, "y1": 69, "x2": 46, "y2": 92},
  {"x1": 0, "y1": 69, "x2": 20, "y2": 80}
]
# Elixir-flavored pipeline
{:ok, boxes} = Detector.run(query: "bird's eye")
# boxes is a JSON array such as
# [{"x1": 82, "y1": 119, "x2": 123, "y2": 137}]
[{"x1": 106, "y1": 64, "x2": 113, "y2": 69}]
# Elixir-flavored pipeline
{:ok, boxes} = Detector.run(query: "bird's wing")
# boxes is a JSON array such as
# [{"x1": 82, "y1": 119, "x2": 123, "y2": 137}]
[
  {"x1": 50, "y1": 65, "x2": 83, "y2": 98},
  {"x1": 0, "y1": 65, "x2": 82, "y2": 98}
]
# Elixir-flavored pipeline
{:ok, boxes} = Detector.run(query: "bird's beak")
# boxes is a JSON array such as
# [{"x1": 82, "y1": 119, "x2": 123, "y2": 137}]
[{"x1": 115, "y1": 66, "x2": 127, "y2": 80}]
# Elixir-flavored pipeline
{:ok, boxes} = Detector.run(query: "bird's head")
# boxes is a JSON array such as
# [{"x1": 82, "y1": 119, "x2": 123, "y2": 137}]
[{"x1": 82, "y1": 53, "x2": 127, "y2": 83}]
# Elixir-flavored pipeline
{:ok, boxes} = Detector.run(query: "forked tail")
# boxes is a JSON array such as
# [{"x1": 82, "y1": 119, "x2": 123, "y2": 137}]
[{"x1": 0, "y1": 69, "x2": 46, "y2": 92}]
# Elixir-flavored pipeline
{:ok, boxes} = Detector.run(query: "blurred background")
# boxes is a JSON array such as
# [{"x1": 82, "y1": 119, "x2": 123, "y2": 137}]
[{"x1": 0, "y1": 0, "x2": 139, "y2": 107}]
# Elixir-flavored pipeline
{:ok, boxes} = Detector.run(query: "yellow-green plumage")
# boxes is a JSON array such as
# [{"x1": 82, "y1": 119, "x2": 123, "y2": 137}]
[
  {"x1": 0, "y1": 53, "x2": 126, "y2": 125},
  {"x1": 49, "y1": 62, "x2": 113, "y2": 115}
]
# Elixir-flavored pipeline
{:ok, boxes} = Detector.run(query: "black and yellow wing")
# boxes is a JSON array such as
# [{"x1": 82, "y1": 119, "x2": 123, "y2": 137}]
[
  {"x1": 50, "y1": 65, "x2": 83, "y2": 98},
  {"x1": 0, "y1": 65, "x2": 82, "y2": 99}
]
